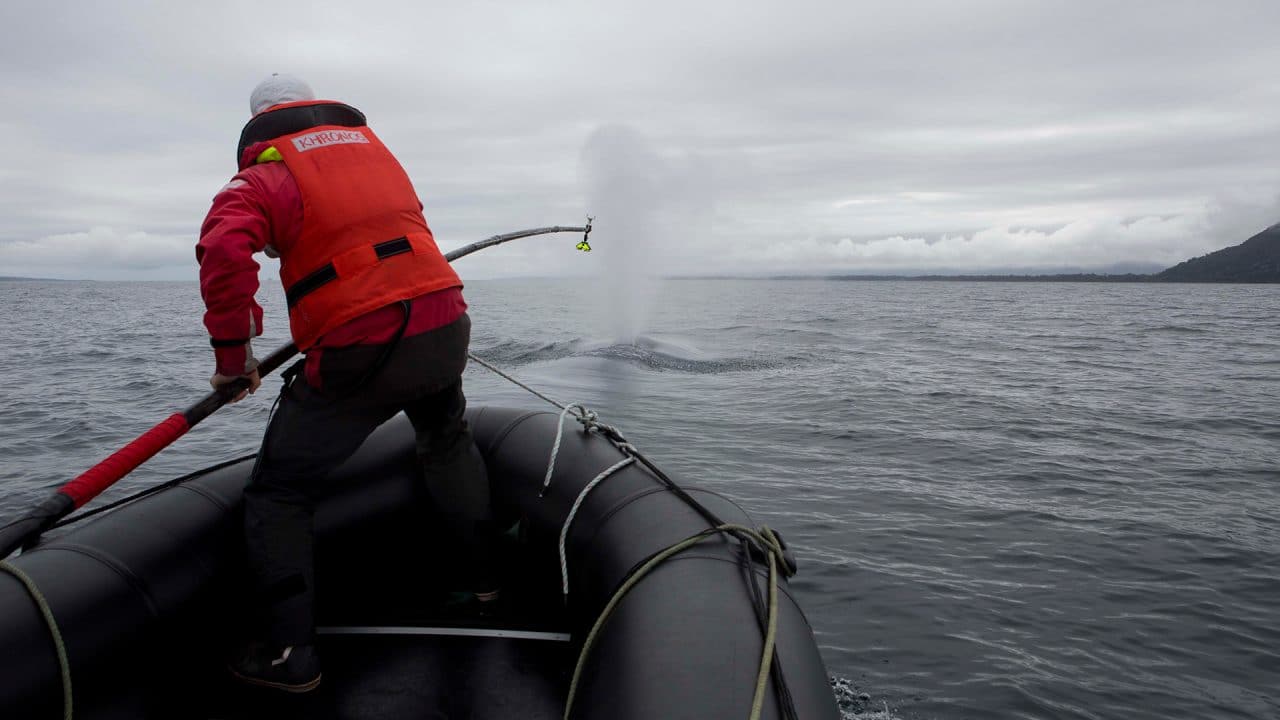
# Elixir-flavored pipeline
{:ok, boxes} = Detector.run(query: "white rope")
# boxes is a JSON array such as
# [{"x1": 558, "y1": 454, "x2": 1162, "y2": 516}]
[
  {"x1": 466, "y1": 352, "x2": 643, "y2": 600},
  {"x1": 541, "y1": 403, "x2": 597, "y2": 496},
  {"x1": 558, "y1": 455, "x2": 634, "y2": 598}
]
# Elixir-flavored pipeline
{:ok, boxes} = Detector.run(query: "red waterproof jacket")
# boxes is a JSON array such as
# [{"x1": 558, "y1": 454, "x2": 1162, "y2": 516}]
[{"x1": 196, "y1": 101, "x2": 464, "y2": 384}]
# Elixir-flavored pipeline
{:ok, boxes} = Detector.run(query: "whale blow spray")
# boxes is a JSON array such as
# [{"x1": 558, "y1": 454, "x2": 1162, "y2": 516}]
[{"x1": 580, "y1": 125, "x2": 681, "y2": 345}]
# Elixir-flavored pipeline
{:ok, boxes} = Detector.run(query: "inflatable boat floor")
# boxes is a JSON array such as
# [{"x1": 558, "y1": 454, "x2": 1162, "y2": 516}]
[{"x1": 208, "y1": 634, "x2": 569, "y2": 720}]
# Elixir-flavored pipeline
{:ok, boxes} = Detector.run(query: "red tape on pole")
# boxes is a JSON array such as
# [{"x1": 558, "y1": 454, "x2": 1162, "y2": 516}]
[{"x1": 61, "y1": 413, "x2": 191, "y2": 508}]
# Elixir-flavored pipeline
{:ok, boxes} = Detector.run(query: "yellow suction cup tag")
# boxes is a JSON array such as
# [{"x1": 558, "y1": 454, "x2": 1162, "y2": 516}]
[{"x1": 576, "y1": 215, "x2": 593, "y2": 251}]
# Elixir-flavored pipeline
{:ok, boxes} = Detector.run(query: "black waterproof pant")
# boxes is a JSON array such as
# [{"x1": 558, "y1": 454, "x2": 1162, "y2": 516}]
[{"x1": 243, "y1": 312, "x2": 494, "y2": 646}]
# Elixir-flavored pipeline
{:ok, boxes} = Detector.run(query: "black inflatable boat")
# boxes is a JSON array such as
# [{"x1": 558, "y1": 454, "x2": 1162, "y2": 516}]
[{"x1": 1, "y1": 406, "x2": 839, "y2": 719}]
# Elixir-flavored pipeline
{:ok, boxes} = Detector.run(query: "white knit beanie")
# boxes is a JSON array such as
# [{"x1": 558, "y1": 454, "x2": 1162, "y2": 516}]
[{"x1": 249, "y1": 73, "x2": 315, "y2": 116}]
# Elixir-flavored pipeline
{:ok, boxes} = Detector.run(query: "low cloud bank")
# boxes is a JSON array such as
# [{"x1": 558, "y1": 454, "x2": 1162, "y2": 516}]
[
  {"x1": 751, "y1": 215, "x2": 1205, "y2": 273},
  {"x1": 4, "y1": 195, "x2": 1276, "y2": 280},
  {"x1": 732, "y1": 194, "x2": 1279, "y2": 275},
  {"x1": 0, "y1": 226, "x2": 194, "y2": 280}
]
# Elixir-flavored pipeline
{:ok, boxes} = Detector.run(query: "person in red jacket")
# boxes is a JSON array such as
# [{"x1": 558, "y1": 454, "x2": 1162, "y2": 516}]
[{"x1": 198, "y1": 74, "x2": 498, "y2": 692}]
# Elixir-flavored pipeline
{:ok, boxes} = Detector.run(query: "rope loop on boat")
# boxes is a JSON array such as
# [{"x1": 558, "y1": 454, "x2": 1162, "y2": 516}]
[
  {"x1": 558, "y1": 455, "x2": 635, "y2": 599},
  {"x1": 562, "y1": 523, "x2": 787, "y2": 720},
  {"x1": 466, "y1": 351, "x2": 799, "y2": 719},
  {"x1": 541, "y1": 403, "x2": 600, "y2": 497},
  {"x1": 534, "y1": 400, "x2": 642, "y2": 601},
  {"x1": 0, "y1": 560, "x2": 73, "y2": 719},
  {"x1": 465, "y1": 352, "x2": 633, "y2": 463}
]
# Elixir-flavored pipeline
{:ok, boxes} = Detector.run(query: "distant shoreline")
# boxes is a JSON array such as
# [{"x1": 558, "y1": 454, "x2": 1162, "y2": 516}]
[
  {"x1": 673, "y1": 274, "x2": 1279, "y2": 284},
  {"x1": 4, "y1": 275, "x2": 1277, "y2": 285},
  {"x1": 728, "y1": 274, "x2": 1157, "y2": 282},
  {"x1": 5, "y1": 222, "x2": 1276, "y2": 284}
]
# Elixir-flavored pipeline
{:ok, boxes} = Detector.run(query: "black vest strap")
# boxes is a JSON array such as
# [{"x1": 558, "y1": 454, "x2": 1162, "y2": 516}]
[
  {"x1": 209, "y1": 337, "x2": 250, "y2": 348},
  {"x1": 285, "y1": 237, "x2": 412, "y2": 309},
  {"x1": 236, "y1": 102, "x2": 367, "y2": 166}
]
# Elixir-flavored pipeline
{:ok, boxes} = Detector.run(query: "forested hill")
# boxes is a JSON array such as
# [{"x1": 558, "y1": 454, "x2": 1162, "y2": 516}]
[{"x1": 1155, "y1": 224, "x2": 1280, "y2": 282}]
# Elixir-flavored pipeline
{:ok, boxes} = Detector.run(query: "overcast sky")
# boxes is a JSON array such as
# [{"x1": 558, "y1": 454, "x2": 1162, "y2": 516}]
[{"x1": 2, "y1": 0, "x2": 1279, "y2": 280}]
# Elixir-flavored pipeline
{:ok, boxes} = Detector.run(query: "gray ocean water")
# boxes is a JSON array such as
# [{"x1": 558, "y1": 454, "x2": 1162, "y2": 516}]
[{"x1": 1, "y1": 278, "x2": 1277, "y2": 719}]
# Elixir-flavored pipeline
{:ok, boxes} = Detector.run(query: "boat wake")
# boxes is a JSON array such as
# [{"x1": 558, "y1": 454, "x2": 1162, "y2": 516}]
[
  {"x1": 476, "y1": 333, "x2": 774, "y2": 374},
  {"x1": 831, "y1": 676, "x2": 899, "y2": 719}
]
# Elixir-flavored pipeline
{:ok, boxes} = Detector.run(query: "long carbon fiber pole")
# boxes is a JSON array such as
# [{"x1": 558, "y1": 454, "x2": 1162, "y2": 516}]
[{"x1": 0, "y1": 223, "x2": 591, "y2": 559}]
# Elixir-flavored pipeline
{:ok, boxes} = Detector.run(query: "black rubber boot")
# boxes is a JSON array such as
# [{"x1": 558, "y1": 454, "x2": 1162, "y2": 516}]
[
  {"x1": 443, "y1": 589, "x2": 505, "y2": 619},
  {"x1": 228, "y1": 643, "x2": 322, "y2": 693}
]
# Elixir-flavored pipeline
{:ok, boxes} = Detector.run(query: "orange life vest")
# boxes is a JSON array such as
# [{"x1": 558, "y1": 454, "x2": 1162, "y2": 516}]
[{"x1": 253, "y1": 101, "x2": 461, "y2": 350}]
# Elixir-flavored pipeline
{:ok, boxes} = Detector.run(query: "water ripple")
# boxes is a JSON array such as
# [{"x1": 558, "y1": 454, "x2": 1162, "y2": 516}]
[{"x1": 3, "y1": 278, "x2": 1278, "y2": 720}]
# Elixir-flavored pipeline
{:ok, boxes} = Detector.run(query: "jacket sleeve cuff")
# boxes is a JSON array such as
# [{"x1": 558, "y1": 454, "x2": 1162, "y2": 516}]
[{"x1": 214, "y1": 342, "x2": 259, "y2": 377}]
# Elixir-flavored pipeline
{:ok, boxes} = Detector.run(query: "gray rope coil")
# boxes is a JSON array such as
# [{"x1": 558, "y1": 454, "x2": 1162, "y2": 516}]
[
  {"x1": 1, "y1": 560, "x2": 72, "y2": 719},
  {"x1": 562, "y1": 524, "x2": 787, "y2": 720}
]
